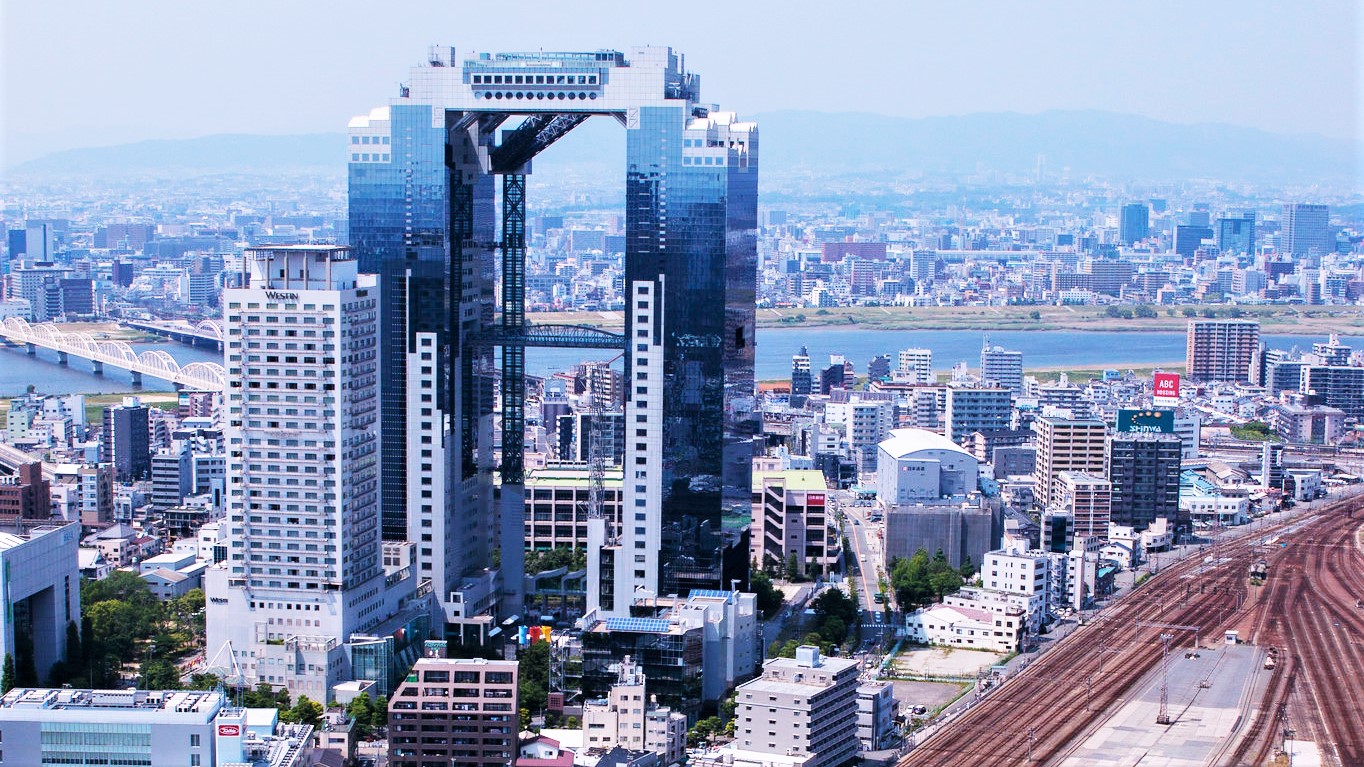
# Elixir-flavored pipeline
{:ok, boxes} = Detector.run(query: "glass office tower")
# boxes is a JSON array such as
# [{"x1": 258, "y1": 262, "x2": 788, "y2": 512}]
[
  {"x1": 348, "y1": 46, "x2": 756, "y2": 624},
  {"x1": 623, "y1": 106, "x2": 758, "y2": 600}
]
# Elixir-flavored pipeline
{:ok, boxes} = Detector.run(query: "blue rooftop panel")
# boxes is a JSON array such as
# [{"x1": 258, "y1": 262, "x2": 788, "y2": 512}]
[{"x1": 604, "y1": 617, "x2": 671, "y2": 633}]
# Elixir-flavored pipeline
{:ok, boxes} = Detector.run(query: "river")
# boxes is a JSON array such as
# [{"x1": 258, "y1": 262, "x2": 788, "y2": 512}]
[
  {"x1": 0, "y1": 342, "x2": 223, "y2": 396},
  {"x1": 527, "y1": 328, "x2": 1355, "y2": 381},
  {"x1": 0, "y1": 328, "x2": 1348, "y2": 396}
]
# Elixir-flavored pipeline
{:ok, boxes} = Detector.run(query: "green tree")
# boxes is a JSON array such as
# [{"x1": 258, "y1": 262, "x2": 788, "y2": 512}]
[
  {"x1": 141, "y1": 659, "x2": 180, "y2": 690},
  {"x1": 1, "y1": 653, "x2": 14, "y2": 694},
  {"x1": 188, "y1": 673, "x2": 221, "y2": 690},
  {"x1": 930, "y1": 570, "x2": 963, "y2": 600},
  {"x1": 818, "y1": 616, "x2": 847, "y2": 645},
  {"x1": 289, "y1": 695, "x2": 324, "y2": 728},
  {"x1": 347, "y1": 692, "x2": 375, "y2": 738},
  {"x1": 518, "y1": 639, "x2": 551, "y2": 715},
  {"x1": 1029, "y1": 310, "x2": 1041, "y2": 320},
  {"x1": 720, "y1": 692, "x2": 738, "y2": 724},
  {"x1": 959, "y1": 555, "x2": 977, "y2": 580},
  {"x1": 1134, "y1": 305, "x2": 1158, "y2": 319},
  {"x1": 371, "y1": 695, "x2": 388, "y2": 732},
  {"x1": 787, "y1": 552, "x2": 802, "y2": 582},
  {"x1": 520, "y1": 707, "x2": 532, "y2": 731},
  {"x1": 523, "y1": 547, "x2": 587, "y2": 575},
  {"x1": 689, "y1": 716, "x2": 724, "y2": 747},
  {"x1": 890, "y1": 549, "x2": 934, "y2": 609},
  {"x1": 749, "y1": 571, "x2": 784, "y2": 619},
  {"x1": 811, "y1": 587, "x2": 858, "y2": 627},
  {"x1": 1182, "y1": 307, "x2": 1198, "y2": 317},
  {"x1": 65, "y1": 621, "x2": 83, "y2": 668},
  {"x1": 242, "y1": 681, "x2": 291, "y2": 711}
]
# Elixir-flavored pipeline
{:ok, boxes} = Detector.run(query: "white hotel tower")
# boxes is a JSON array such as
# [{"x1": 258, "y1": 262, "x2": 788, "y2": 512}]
[{"x1": 206, "y1": 246, "x2": 411, "y2": 700}]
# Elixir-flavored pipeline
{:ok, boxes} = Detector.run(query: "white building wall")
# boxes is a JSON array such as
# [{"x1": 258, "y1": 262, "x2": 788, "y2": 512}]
[
  {"x1": 207, "y1": 247, "x2": 393, "y2": 700},
  {"x1": 614, "y1": 279, "x2": 663, "y2": 616}
]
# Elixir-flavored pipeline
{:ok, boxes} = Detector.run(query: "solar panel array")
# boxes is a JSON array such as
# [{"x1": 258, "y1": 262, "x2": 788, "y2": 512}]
[
  {"x1": 688, "y1": 589, "x2": 735, "y2": 602},
  {"x1": 604, "y1": 617, "x2": 671, "y2": 633}
]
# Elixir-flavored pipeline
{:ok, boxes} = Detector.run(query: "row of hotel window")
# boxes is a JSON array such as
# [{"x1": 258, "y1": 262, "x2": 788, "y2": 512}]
[{"x1": 471, "y1": 73, "x2": 598, "y2": 86}]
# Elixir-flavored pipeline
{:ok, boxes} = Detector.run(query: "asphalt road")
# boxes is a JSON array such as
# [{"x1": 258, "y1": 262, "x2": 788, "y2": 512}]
[{"x1": 839, "y1": 494, "x2": 892, "y2": 639}]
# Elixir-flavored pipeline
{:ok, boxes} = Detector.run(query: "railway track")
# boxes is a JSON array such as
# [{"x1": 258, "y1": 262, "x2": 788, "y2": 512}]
[{"x1": 898, "y1": 493, "x2": 1364, "y2": 767}]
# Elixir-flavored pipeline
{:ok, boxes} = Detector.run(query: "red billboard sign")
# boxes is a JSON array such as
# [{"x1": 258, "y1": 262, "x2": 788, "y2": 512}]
[
  {"x1": 1153, "y1": 373, "x2": 1180, "y2": 400},
  {"x1": 807, "y1": 494, "x2": 825, "y2": 504},
  {"x1": 218, "y1": 724, "x2": 241, "y2": 736}
]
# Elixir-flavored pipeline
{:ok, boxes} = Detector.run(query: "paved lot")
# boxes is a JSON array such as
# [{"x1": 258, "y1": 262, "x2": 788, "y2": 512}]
[
  {"x1": 1056, "y1": 643, "x2": 1267, "y2": 766},
  {"x1": 892, "y1": 646, "x2": 1007, "y2": 678},
  {"x1": 891, "y1": 679, "x2": 968, "y2": 711}
]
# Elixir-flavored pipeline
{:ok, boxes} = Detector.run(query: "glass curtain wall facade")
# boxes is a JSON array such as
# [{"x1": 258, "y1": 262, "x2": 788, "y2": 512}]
[
  {"x1": 349, "y1": 102, "x2": 497, "y2": 570},
  {"x1": 350, "y1": 46, "x2": 757, "y2": 623},
  {"x1": 622, "y1": 103, "x2": 758, "y2": 601}
]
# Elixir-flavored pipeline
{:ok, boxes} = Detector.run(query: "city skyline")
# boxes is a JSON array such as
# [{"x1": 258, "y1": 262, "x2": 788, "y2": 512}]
[
  {"x1": 2, "y1": 16, "x2": 1364, "y2": 767},
  {"x1": 2, "y1": 0, "x2": 1360, "y2": 165}
]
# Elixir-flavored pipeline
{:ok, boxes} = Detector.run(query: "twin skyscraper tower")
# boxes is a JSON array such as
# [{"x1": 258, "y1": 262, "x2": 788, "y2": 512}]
[
  {"x1": 348, "y1": 47, "x2": 758, "y2": 637},
  {"x1": 210, "y1": 46, "x2": 758, "y2": 694}
]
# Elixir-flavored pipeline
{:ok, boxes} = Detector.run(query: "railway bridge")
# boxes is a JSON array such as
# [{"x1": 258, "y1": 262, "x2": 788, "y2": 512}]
[{"x1": 0, "y1": 318, "x2": 225, "y2": 390}]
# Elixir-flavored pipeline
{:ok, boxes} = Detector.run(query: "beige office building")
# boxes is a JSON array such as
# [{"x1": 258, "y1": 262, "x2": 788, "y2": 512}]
[
  {"x1": 1033, "y1": 416, "x2": 1107, "y2": 508},
  {"x1": 732, "y1": 647, "x2": 860, "y2": 767},
  {"x1": 524, "y1": 465, "x2": 623, "y2": 551},
  {"x1": 750, "y1": 469, "x2": 837, "y2": 578},
  {"x1": 1056, "y1": 471, "x2": 1112, "y2": 546},
  {"x1": 1186, "y1": 320, "x2": 1259, "y2": 383},
  {"x1": 581, "y1": 655, "x2": 687, "y2": 764}
]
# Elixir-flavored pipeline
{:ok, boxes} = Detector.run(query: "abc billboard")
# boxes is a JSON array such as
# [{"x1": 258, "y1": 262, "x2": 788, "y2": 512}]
[
  {"x1": 1117, "y1": 409, "x2": 1175, "y2": 434},
  {"x1": 1153, "y1": 372, "x2": 1180, "y2": 403}
]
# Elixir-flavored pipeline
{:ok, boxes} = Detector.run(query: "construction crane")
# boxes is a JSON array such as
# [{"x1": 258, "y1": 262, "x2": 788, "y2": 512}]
[{"x1": 583, "y1": 353, "x2": 623, "y2": 540}]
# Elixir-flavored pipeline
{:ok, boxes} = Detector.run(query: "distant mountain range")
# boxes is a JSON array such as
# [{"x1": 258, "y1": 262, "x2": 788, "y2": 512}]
[
  {"x1": 6, "y1": 133, "x2": 348, "y2": 176},
  {"x1": 7, "y1": 110, "x2": 1359, "y2": 186}
]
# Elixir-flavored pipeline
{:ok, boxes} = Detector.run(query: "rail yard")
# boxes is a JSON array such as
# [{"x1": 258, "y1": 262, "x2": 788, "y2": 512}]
[{"x1": 899, "y1": 492, "x2": 1364, "y2": 767}]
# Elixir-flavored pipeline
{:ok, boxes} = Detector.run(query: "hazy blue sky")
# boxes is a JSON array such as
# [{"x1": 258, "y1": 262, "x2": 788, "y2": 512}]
[{"x1": 2, "y1": 0, "x2": 1359, "y2": 165}]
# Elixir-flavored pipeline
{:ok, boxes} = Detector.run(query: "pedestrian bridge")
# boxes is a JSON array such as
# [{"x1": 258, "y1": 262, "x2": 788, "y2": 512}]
[{"x1": 0, "y1": 318, "x2": 225, "y2": 390}]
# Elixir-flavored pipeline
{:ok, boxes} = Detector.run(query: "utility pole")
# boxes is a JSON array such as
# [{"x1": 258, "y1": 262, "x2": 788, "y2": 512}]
[
  {"x1": 1156, "y1": 633, "x2": 1174, "y2": 724},
  {"x1": 1026, "y1": 727, "x2": 1037, "y2": 762}
]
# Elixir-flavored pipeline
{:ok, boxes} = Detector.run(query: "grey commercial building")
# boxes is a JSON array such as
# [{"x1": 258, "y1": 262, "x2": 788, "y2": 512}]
[
  {"x1": 883, "y1": 500, "x2": 998, "y2": 570},
  {"x1": 0, "y1": 687, "x2": 315, "y2": 767},
  {"x1": 1120, "y1": 202, "x2": 1150, "y2": 245},
  {"x1": 944, "y1": 386, "x2": 1012, "y2": 446},
  {"x1": 1186, "y1": 320, "x2": 1260, "y2": 383},
  {"x1": 1281, "y1": 203, "x2": 1331, "y2": 257},
  {"x1": 1106, "y1": 433, "x2": 1183, "y2": 532},
  {"x1": 0, "y1": 522, "x2": 80, "y2": 684},
  {"x1": 1300, "y1": 365, "x2": 1364, "y2": 419},
  {"x1": 102, "y1": 398, "x2": 150, "y2": 481}
]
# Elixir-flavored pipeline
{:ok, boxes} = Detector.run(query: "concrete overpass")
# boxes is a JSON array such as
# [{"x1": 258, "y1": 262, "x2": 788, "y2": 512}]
[{"x1": 0, "y1": 318, "x2": 224, "y2": 391}]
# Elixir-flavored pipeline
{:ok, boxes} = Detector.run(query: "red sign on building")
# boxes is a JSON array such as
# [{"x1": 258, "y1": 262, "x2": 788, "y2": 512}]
[
  {"x1": 1154, "y1": 373, "x2": 1180, "y2": 400},
  {"x1": 218, "y1": 724, "x2": 241, "y2": 737}
]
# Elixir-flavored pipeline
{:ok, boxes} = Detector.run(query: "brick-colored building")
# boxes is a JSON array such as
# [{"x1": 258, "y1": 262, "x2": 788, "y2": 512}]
[
  {"x1": 0, "y1": 461, "x2": 50, "y2": 521},
  {"x1": 389, "y1": 657, "x2": 519, "y2": 767}
]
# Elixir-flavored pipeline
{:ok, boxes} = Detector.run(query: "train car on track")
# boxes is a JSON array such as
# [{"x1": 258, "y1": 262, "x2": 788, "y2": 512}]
[{"x1": 1249, "y1": 559, "x2": 1269, "y2": 580}]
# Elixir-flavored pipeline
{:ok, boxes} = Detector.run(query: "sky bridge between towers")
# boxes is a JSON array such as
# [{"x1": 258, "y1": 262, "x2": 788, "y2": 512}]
[{"x1": 350, "y1": 44, "x2": 757, "y2": 617}]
